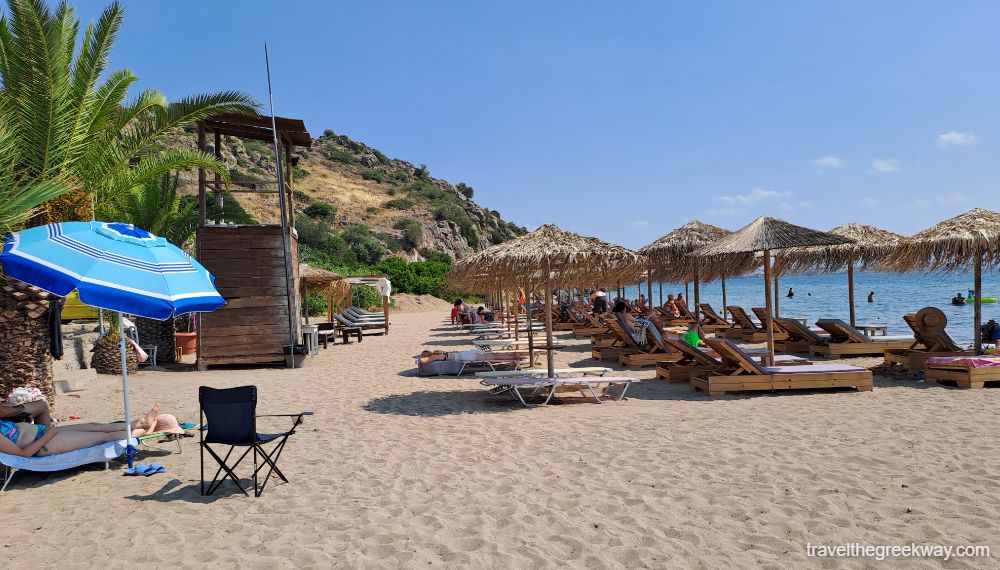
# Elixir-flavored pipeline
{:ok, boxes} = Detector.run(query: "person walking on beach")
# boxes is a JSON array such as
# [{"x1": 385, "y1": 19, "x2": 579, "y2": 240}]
[
  {"x1": 867, "y1": 291, "x2": 875, "y2": 303},
  {"x1": 787, "y1": 288, "x2": 794, "y2": 298}
]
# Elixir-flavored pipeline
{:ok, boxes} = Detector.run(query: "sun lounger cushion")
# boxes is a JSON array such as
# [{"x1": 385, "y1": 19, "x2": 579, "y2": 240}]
[
  {"x1": 926, "y1": 356, "x2": 1000, "y2": 368},
  {"x1": 481, "y1": 376, "x2": 635, "y2": 387},
  {"x1": 0, "y1": 438, "x2": 135, "y2": 472},
  {"x1": 761, "y1": 364, "x2": 866, "y2": 374}
]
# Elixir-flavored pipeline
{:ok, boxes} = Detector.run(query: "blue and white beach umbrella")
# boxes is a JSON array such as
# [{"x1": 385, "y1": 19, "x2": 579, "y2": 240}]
[
  {"x1": 1, "y1": 221, "x2": 225, "y2": 468},
  {"x1": 1, "y1": 221, "x2": 223, "y2": 319}
]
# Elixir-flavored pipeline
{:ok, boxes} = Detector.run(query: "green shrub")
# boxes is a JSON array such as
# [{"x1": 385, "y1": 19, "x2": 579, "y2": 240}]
[
  {"x1": 294, "y1": 190, "x2": 310, "y2": 202},
  {"x1": 342, "y1": 224, "x2": 386, "y2": 265},
  {"x1": 293, "y1": 164, "x2": 309, "y2": 179},
  {"x1": 182, "y1": 192, "x2": 256, "y2": 225},
  {"x1": 456, "y1": 182, "x2": 474, "y2": 199},
  {"x1": 372, "y1": 149, "x2": 388, "y2": 163},
  {"x1": 365, "y1": 206, "x2": 380, "y2": 215},
  {"x1": 393, "y1": 218, "x2": 423, "y2": 250},
  {"x1": 489, "y1": 229, "x2": 506, "y2": 245},
  {"x1": 414, "y1": 164, "x2": 429, "y2": 179},
  {"x1": 361, "y1": 168, "x2": 388, "y2": 183},
  {"x1": 385, "y1": 198, "x2": 415, "y2": 210},
  {"x1": 419, "y1": 248, "x2": 452, "y2": 265},
  {"x1": 322, "y1": 128, "x2": 335, "y2": 138},
  {"x1": 304, "y1": 293, "x2": 327, "y2": 317},
  {"x1": 321, "y1": 147, "x2": 355, "y2": 165},
  {"x1": 303, "y1": 201, "x2": 337, "y2": 219},
  {"x1": 390, "y1": 171, "x2": 409, "y2": 183},
  {"x1": 353, "y1": 284, "x2": 382, "y2": 310}
]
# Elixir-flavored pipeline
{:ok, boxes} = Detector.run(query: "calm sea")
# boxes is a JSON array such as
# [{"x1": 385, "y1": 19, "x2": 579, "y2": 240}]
[{"x1": 622, "y1": 272, "x2": 1000, "y2": 344}]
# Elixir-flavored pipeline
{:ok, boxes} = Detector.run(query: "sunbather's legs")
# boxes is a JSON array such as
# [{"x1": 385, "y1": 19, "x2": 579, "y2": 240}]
[
  {"x1": 56, "y1": 403, "x2": 159, "y2": 436},
  {"x1": 34, "y1": 430, "x2": 125, "y2": 456}
]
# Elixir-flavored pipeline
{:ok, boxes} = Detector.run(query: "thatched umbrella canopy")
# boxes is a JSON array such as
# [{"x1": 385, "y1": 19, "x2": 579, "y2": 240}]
[
  {"x1": 639, "y1": 220, "x2": 756, "y2": 322},
  {"x1": 882, "y1": 208, "x2": 1000, "y2": 352},
  {"x1": 692, "y1": 216, "x2": 853, "y2": 363},
  {"x1": 773, "y1": 224, "x2": 903, "y2": 326},
  {"x1": 299, "y1": 264, "x2": 348, "y2": 324},
  {"x1": 450, "y1": 224, "x2": 644, "y2": 377}
]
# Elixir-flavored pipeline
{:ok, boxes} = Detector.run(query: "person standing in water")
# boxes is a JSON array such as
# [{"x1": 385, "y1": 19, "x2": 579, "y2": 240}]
[
  {"x1": 867, "y1": 291, "x2": 875, "y2": 303},
  {"x1": 787, "y1": 288, "x2": 794, "y2": 298}
]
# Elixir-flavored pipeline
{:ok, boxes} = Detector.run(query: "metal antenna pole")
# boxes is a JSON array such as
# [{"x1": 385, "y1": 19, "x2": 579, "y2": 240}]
[{"x1": 265, "y1": 43, "x2": 298, "y2": 368}]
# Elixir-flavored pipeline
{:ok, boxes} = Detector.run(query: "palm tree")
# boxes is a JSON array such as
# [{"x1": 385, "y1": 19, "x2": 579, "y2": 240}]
[{"x1": 0, "y1": 0, "x2": 259, "y2": 398}]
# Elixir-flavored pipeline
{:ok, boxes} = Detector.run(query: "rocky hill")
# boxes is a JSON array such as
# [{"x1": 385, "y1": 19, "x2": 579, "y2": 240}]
[{"x1": 164, "y1": 127, "x2": 525, "y2": 261}]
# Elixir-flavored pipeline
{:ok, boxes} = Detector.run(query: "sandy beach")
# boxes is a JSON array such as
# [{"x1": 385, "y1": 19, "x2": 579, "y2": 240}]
[{"x1": 4, "y1": 305, "x2": 1000, "y2": 569}]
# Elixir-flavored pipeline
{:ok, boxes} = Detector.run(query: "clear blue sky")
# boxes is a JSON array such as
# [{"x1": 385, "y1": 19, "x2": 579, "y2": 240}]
[{"x1": 80, "y1": 1, "x2": 1000, "y2": 249}]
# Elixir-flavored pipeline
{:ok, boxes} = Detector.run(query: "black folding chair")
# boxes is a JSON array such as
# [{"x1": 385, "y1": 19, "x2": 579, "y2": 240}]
[{"x1": 199, "y1": 386, "x2": 312, "y2": 497}]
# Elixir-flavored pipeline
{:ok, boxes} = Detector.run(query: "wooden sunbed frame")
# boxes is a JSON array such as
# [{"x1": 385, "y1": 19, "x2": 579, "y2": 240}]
[
  {"x1": 693, "y1": 338, "x2": 873, "y2": 396},
  {"x1": 654, "y1": 337, "x2": 810, "y2": 383},
  {"x1": 924, "y1": 360, "x2": 1000, "y2": 389},
  {"x1": 750, "y1": 307, "x2": 789, "y2": 342},
  {"x1": 619, "y1": 325, "x2": 681, "y2": 367},
  {"x1": 882, "y1": 312, "x2": 971, "y2": 372},
  {"x1": 726, "y1": 306, "x2": 768, "y2": 342},
  {"x1": 590, "y1": 316, "x2": 641, "y2": 361},
  {"x1": 773, "y1": 318, "x2": 830, "y2": 353},
  {"x1": 809, "y1": 319, "x2": 914, "y2": 357}
]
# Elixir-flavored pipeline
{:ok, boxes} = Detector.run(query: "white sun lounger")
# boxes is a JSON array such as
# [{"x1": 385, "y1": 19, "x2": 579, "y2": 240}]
[
  {"x1": 473, "y1": 339, "x2": 536, "y2": 351},
  {"x1": 1, "y1": 438, "x2": 137, "y2": 492},
  {"x1": 481, "y1": 376, "x2": 638, "y2": 406},
  {"x1": 475, "y1": 367, "x2": 612, "y2": 379}
]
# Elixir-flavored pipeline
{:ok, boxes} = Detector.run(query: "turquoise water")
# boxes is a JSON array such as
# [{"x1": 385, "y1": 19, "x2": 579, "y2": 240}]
[{"x1": 622, "y1": 272, "x2": 1000, "y2": 344}]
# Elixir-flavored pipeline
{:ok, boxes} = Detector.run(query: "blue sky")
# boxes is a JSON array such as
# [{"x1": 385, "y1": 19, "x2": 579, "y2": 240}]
[{"x1": 80, "y1": 1, "x2": 1000, "y2": 249}]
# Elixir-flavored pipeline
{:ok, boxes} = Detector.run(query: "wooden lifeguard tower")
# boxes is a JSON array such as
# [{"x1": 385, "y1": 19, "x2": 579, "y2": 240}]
[{"x1": 194, "y1": 113, "x2": 311, "y2": 368}]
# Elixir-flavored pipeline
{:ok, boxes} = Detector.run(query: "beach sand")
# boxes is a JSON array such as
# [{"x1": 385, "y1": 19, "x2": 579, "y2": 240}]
[{"x1": 5, "y1": 307, "x2": 1000, "y2": 569}]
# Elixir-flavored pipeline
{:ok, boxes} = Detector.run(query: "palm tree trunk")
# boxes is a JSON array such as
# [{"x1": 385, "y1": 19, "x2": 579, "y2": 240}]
[
  {"x1": 0, "y1": 273, "x2": 56, "y2": 409},
  {"x1": 136, "y1": 316, "x2": 176, "y2": 364}
]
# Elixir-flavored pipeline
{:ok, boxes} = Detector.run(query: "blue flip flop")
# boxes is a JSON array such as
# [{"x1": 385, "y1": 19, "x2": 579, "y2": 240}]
[{"x1": 145, "y1": 463, "x2": 165, "y2": 476}]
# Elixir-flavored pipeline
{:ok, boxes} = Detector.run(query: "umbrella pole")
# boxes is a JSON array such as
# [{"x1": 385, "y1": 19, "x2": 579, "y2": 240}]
[
  {"x1": 646, "y1": 266, "x2": 652, "y2": 310},
  {"x1": 658, "y1": 280, "x2": 663, "y2": 306},
  {"x1": 544, "y1": 261, "x2": 554, "y2": 378},
  {"x1": 721, "y1": 274, "x2": 728, "y2": 320},
  {"x1": 975, "y1": 253, "x2": 982, "y2": 355},
  {"x1": 762, "y1": 250, "x2": 775, "y2": 366},
  {"x1": 526, "y1": 278, "x2": 534, "y2": 367},
  {"x1": 773, "y1": 274, "x2": 780, "y2": 318},
  {"x1": 118, "y1": 312, "x2": 135, "y2": 469},
  {"x1": 847, "y1": 262, "x2": 856, "y2": 328},
  {"x1": 693, "y1": 262, "x2": 701, "y2": 327}
]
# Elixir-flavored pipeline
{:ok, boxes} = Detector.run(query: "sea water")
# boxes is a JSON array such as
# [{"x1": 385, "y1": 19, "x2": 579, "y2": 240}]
[{"x1": 622, "y1": 272, "x2": 1000, "y2": 344}]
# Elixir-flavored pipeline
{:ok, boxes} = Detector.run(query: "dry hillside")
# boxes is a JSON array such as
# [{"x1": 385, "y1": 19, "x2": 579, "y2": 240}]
[{"x1": 163, "y1": 127, "x2": 525, "y2": 260}]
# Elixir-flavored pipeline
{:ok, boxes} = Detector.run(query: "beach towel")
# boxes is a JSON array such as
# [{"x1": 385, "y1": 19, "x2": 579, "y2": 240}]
[
  {"x1": 926, "y1": 356, "x2": 1000, "y2": 368},
  {"x1": 0, "y1": 438, "x2": 136, "y2": 473}
]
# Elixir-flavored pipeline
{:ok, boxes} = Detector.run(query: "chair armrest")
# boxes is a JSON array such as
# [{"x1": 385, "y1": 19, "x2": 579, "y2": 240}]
[{"x1": 256, "y1": 412, "x2": 314, "y2": 417}]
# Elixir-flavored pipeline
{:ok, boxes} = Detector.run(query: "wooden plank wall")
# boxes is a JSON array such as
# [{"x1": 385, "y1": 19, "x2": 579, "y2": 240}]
[{"x1": 196, "y1": 225, "x2": 300, "y2": 367}]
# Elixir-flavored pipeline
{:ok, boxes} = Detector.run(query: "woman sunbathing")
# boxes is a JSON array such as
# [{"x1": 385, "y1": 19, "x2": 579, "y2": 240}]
[
  {"x1": 419, "y1": 350, "x2": 524, "y2": 364},
  {"x1": 0, "y1": 403, "x2": 168, "y2": 458}
]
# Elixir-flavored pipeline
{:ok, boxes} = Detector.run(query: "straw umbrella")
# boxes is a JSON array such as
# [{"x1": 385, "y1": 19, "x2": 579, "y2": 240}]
[
  {"x1": 691, "y1": 217, "x2": 853, "y2": 363},
  {"x1": 299, "y1": 264, "x2": 346, "y2": 324},
  {"x1": 450, "y1": 224, "x2": 643, "y2": 378},
  {"x1": 883, "y1": 208, "x2": 1000, "y2": 354},
  {"x1": 774, "y1": 224, "x2": 903, "y2": 327},
  {"x1": 640, "y1": 221, "x2": 755, "y2": 324}
]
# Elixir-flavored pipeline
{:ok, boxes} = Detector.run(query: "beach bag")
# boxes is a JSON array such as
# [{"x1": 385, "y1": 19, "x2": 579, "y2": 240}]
[{"x1": 416, "y1": 360, "x2": 466, "y2": 376}]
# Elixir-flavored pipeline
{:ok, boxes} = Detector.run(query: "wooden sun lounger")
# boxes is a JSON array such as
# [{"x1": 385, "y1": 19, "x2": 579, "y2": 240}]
[
  {"x1": 809, "y1": 319, "x2": 914, "y2": 357},
  {"x1": 334, "y1": 314, "x2": 384, "y2": 330},
  {"x1": 591, "y1": 315, "x2": 642, "y2": 361},
  {"x1": 726, "y1": 306, "x2": 767, "y2": 342},
  {"x1": 774, "y1": 318, "x2": 830, "y2": 353},
  {"x1": 481, "y1": 376, "x2": 638, "y2": 406},
  {"x1": 924, "y1": 356, "x2": 1000, "y2": 389},
  {"x1": 750, "y1": 308, "x2": 789, "y2": 342},
  {"x1": 883, "y1": 311, "x2": 971, "y2": 372},
  {"x1": 654, "y1": 337, "x2": 809, "y2": 383},
  {"x1": 619, "y1": 325, "x2": 682, "y2": 367},
  {"x1": 693, "y1": 338, "x2": 873, "y2": 396}
]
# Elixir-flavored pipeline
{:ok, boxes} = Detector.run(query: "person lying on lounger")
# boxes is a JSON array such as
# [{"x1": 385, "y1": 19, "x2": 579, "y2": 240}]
[
  {"x1": 0, "y1": 403, "x2": 170, "y2": 458},
  {"x1": 418, "y1": 350, "x2": 524, "y2": 365}
]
